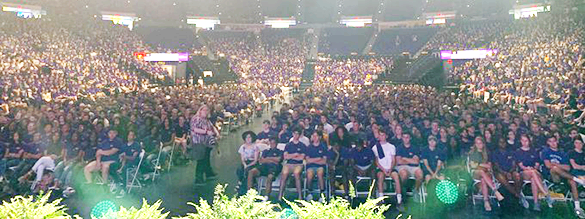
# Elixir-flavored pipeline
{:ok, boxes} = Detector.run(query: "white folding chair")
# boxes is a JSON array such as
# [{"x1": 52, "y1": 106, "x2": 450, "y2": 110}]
[
  {"x1": 127, "y1": 149, "x2": 146, "y2": 194},
  {"x1": 303, "y1": 164, "x2": 330, "y2": 201},
  {"x1": 167, "y1": 142, "x2": 176, "y2": 171},
  {"x1": 151, "y1": 142, "x2": 164, "y2": 182}
]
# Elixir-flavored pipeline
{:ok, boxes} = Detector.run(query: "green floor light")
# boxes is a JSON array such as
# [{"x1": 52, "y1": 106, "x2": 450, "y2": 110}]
[
  {"x1": 280, "y1": 208, "x2": 298, "y2": 219},
  {"x1": 91, "y1": 200, "x2": 117, "y2": 218},
  {"x1": 435, "y1": 180, "x2": 458, "y2": 204}
]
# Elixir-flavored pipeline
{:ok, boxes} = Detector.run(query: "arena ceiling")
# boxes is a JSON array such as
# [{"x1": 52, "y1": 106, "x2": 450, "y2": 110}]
[{"x1": 14, "y1": 0, "x2": 545, "y2": 23}]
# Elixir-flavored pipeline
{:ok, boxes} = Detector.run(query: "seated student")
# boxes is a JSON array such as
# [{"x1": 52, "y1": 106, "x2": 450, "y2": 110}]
[
  {"x1": 468, "y1": 137, "x2": 504, "y2": 212},
  {"x1": 3, "y1": 132, "x2": 24, "y2": 177},
  {"x1": 542, "y1": 135, "x2": 585, "y2": 210},
  {"x1": 569, "y1": 137, "x2": 585, "y2": 215},
  {"x1": 278, "y1": 128, "x2": 306, "y2": 201},
  {"x1": 83, "y1": 130, "x2": 122, "y2": 184},
  {"x1": 515, "y1": 134, "x2": 552, "y2": 211},
  {"x1": 257, "y1": 120, "x2": 276, "y2": 146},
  {"x1": 278, "y1": 122, "x2": 293, "y2": 144},
  {"x1": 174, "y1": 115, "x2": 189, "y2": 155},
  {"x1": 304, "y1": 131, "x2": 328, "y2": 202},
  {"x1": 328, "y1": 141, "x2": 353, "y2": 198},
  {"x1": 17, "y1": 154, "x2": 59, "y2": 191},
  {"x1": 395, "y1": 133, "x2": 424, "y2": 202},
  {"x1": 373, "y1": 129, "x2": 403, "y2": 209},
  {"x1": 350, "y1": 138, "x2": 375, "y2": 188},
  {"x1": 237, "y1": 131, "x2": 260, "y2": 193},
  {"x1": 491, "y1": 135, "x2": 526, "y2": 208},
  {"x1": 53, "y1": 133, "x2": 83, "y2": 188},
  {"x1": 247, "y1": 137, "x2": 283, "y2": 197},
  {"x1": 421, "y1": 135, "x2": 445, "y2": 183},
  {"x1": 16, "y1": 133, "x2": 46, "y2": 178},
  {"x1": 111, "y1": 130, "x2": 141, "y2": 197}
]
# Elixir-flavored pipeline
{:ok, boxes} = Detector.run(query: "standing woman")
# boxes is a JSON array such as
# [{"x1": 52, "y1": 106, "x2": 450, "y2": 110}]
[{"x1": 190, "y1": 105, "x2": 220, "y2": 185}]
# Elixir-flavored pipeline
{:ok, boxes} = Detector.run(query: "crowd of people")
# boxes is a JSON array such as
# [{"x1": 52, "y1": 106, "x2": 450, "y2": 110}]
[
  {"x1": 313, "y1": 57, "x2": 393, "y2": 86},
  {"x1": 0, "y1": 82, "x2": 278, "y2": 198},
  {"x1": 237, "y1": 84, "x2": 585, "y2": 215},
  {"x1": 421, "y1": 20, "x2": 510, "y2": 52},
  {"x1": 450, "y1": 14, "x2": 585, "y2": 119},
  {"x1": 0, "y1": 14, "x2": 173, "y2": 107},
  {"x1": 206, "y1": 31, "x2": 307, "y2": 87}
]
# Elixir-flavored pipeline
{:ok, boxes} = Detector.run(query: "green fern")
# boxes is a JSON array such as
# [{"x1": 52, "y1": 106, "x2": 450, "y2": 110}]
[
  {"x1": 0, "y1": 192, "x2": 78, "y2": 219},
  {"x1": 97, "y1": 199, "x2": 169, "y2": 219},
  {"x1": 176, "y1": 184, "x2": 281, "y2": 219}
]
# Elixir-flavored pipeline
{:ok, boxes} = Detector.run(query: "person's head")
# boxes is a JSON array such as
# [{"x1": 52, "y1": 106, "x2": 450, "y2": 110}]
[
  {"x1": 127, "y1": 131, "x2": 135, "y2": 142},
  {"x1": 43, "y1": 123, "x2": 52, "y2": 134},
  {"x1": 352, "y1": 122, "x2": 361, "y2": 132},
  {"x1": 242, "y1": 131, "x2": 256, "y2": 144},
  {"x1": 484, "y1": 130, "x2": 492, "y2": 140},
  {"x1": 335, "y1": 126, "x2": 347, "y2": 138},
  {"x1": 546, "y1": 135, "x2": 558, "y2": 150},
  {"x1": 262, "y1": 120, "x2": 270, "y2": 131},
  {"x1": 292, "y1": 127, "x2": 302, "y2": 141},
  {"x1": 320, "y1": 115, "x2": 327, "y2": 124},
  {"x1": 474, "y1": 136, "x2": 485, "y2": 151},
  {"x1": 428, "y1": 135, "x2": 437, "y2": 148},
  {"x1": 498, "y1": 137, "x2": 506, "y2": 149},
  {"x1": 402, "y1": 133, "x2": 411, "y2": 146},
  {"x1": 269, "y1": 137, "x2": 278, "y2": 149},
  {"x1": 13, "y1": 132, "x2": 19, "y2": 141},
  {"x1": 178, "y1": 116, "x2": 185, "y2": 125},
  {"x1": 196, "y1": 105, "x2": 209, "y2": 118},
  {"x1": 507, "y1": 130, "x2": 515, "y2": 140},
  {"x1": 27, "y1": 122, "x2": 36, "y2": 133},
  {"x1": 395, "y1": 125, "x2": 403, "y2": 136},
  {"x1": 377, "y1": 129, "x2": 388, "y2": 142},
  {"x1": 439, "y1": 127, "x2": 448, "y2": 138},
  {"x1": 33, "y1": 133, "x2": 41, "y2": 142},
  {"x1": 520, "y1": 134, "x2": 531, "y2": 148},
  {"x1": 431, "y1": 120, "x2": 439, "y2": 132},
  {"x1": 310, "y1": 131, "x2": 322, "y2": 144},
  {"x1": 570, "y1": 129, "x2": 579, "y2": 139},
  {"x1": 108, "y1": 130, "x2": 117, "y2": 140},
  {"x1": 71, "y1": 133, "x2": 79, "y2": 142},
  {"x1": 573, "y1": 136, "x2": 584, "y2": 150}
]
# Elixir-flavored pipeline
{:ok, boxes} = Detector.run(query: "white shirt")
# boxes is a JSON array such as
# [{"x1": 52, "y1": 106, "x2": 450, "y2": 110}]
[
  {"x1": 317, "y1": 123, "x2": 335, "y2": 135},
  {"x1": 290, "y1": 136, "x2": 310, "y2": 147},
  {"x1": 344, "y1": 122, "x2": 353, "y2": 131},
  {"x1": 372, "y1": 142, "x2": 396, "y2": 170}
]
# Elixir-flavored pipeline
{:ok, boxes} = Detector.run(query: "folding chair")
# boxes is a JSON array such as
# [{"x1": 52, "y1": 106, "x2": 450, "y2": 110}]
[
  {"x1": 303, "y1": 164, "x2": 330, "y2": 201},
  {"x1": 167, "y1": 142, "x2": 176, "y2": 171},
  {"x1": 127, "y1": 149, "x2": 146, "y2": 194},
  {"x1": 466, "y1": 156, "x2": 501, "y2": 206},
  {"x1": 405, "y1": 175, "x2": 426, "y2": 203},
  {"x1": 151, "y1": 142, "x2": 164, "y2": 182}
]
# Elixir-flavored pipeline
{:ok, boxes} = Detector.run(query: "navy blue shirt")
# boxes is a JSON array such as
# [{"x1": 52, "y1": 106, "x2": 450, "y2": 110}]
[
  {"x1": 257, "y1": 130, "x2": 276, "y2": 141},
  {"x1": 278, "y1": 131, "x2": 293, "y2": 144},
  {"x1": 305, "y1": 143, "x2": 328, "y2": 168},
  {"x1": 490, "y1": 149, "x2": 515, "y2": 172},
  {"x1": 421, "y1": 147, "x2": 445, "y2": 171},
  {"x1": 541, "y1": 147, "x2": 568, "y2": 174},
  {"x1": 98, "y1": 137, "x2": 123, "y2": 162},
  {"x1": 515, "y1": 148, "x2": 540, "y2": 168},
  {"x1": 261, "y1": 148, "x2": 283, "y2": 168},
  {"x1": 569, "y1": 150, "x2": 585, "y2": 167},
  {"x1": 65, "y1": 141, "x2": 81, "y2": 160},
  {"x1": 284, "y1": 141, "x2": 306, "y2": 164},
  {"x1": 397, "y1": 145, "x2": 420, "y2": 167},
  {"x1": 352, "y1": 147, "x2": 375, "y2": 167},
  {"x1": 24, "y1": 142, "x2": 43, "y2": 156},
  {"x1": 123, "y1": 141, "x2": 141, "y2": 165}
]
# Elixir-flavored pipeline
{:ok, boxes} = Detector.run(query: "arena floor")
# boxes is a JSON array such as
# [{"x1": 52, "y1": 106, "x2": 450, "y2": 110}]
[{"x1": 63, "y1": 106, "x2": 580, "y2": 219}]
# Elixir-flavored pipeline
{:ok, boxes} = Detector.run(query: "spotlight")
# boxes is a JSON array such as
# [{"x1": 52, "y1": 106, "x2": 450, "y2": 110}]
[
  {"x1": 435, "y1": 180, "x2": 458, "y2": 204},
  {"x1": 91, "y1": 200, "x2": 117, "y2": 218}
]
